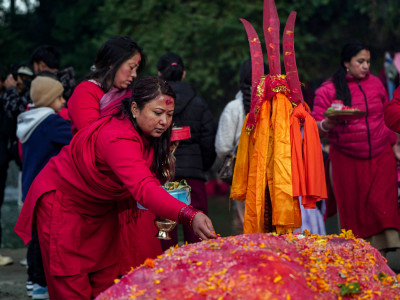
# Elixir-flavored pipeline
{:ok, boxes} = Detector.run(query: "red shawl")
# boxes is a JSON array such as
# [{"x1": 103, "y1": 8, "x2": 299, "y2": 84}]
[{"x1": 15, "y1": 113, "x2": 184, "y2": 245}]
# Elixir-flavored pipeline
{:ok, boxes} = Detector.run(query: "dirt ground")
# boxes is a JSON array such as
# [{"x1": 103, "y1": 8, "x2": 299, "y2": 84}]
[{"x1": 0, "y1": 248, "x2": 28, "y2": 300}]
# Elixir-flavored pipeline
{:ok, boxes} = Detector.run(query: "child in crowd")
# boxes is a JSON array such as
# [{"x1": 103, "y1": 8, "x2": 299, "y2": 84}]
[{"x1": 16, "y1": 76, "x2": 72, "y2": 299}]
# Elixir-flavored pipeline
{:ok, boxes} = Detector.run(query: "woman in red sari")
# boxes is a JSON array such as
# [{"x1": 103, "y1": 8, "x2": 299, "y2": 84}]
[
  {"x1": 68, "y1": 36, "x2": 163, "y2": 274},
  {"x1": 312, "y1": 40, "x2": 400, "y2": 256},
  {"x1": 15, "y1": 76, "x2": 216, "y2": 299}
]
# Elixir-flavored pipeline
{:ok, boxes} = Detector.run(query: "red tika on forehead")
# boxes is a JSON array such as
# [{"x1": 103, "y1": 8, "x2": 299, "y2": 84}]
[{"x1": 165, "y1": 98, "x2": 174, "y2": 105}]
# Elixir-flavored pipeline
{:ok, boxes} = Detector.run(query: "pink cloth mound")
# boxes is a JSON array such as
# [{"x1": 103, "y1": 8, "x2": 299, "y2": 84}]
[{"x1": 97, "y1": 231, "x2": 400, "y2": 299}]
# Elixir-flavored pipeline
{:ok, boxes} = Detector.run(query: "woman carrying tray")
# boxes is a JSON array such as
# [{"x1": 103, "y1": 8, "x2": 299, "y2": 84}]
[
  {"x1": 15, "y1": 76, "x2": 217, "y2": 299},
  {"x1": 312, "y1": 40, "x2": 400, "y2": 256}
]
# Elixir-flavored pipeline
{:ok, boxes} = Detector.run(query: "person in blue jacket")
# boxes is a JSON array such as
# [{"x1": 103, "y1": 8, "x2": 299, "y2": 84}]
[{"x1": 16, "y1": 75, "x2": 72, "y2": 299}]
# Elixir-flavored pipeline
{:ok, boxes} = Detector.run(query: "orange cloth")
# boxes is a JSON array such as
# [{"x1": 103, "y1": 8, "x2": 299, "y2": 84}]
[
  {"x1": 231, "y1": 100, "x2": 270, "y2": 233},
  {"x1": 231, "y1": 95, "x2": 326, "y2": 235},
  {"x1": 231, "y1": 93, "x2": 300, "y2": 234},
  {"x1": 290, "y1": 103, "x2": 327, "y2": 208},
  {"x1": 269, "y1": 93, "x2": 299, "y2": 234},
  {"x1": 230, "y1": 116, "x2": 250, "y2": 202}
]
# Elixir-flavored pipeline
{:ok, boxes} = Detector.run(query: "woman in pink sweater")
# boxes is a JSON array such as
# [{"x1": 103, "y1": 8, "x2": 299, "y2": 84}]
[{"x1": 312, "y1": 40, "x2": 400, "y2": 256}]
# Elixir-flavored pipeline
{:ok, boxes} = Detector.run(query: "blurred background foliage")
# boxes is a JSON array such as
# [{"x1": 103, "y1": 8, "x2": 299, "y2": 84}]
[{"x1": 0, "y1": 0, "x2": 399, "y2": 116}]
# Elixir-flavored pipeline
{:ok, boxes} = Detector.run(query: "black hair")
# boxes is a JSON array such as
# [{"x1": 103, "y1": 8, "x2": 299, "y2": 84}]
[
  {"x1": 87, "y1": 36, "x2": 145, "y2": 92},
  {"x1": 239, "y1": 59, "x2": 268, "y2": 114},
  {"x1": 157, "y1": 52, "x2": 184, "y2": 82},
  {"x1": 120, "y1": 76, "x2": 176, "y2": 180},
  {"x1": 332, "y1": 40, "x2": 369, "y2": 107},
  {"x1": 30, "y1": 45, "x2": 61, "y2": 70},
  {"x1": 0, "y1": 64, "x2": 6, "y2": 82},
  {"x1": 0, "y1": 64, "x2": 6, "y2": 94}
]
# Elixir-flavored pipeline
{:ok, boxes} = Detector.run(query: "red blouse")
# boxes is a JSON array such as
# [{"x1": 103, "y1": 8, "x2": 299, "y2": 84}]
[{"x1": 68, "y1": 80, "x2": 105, "y2": 135}]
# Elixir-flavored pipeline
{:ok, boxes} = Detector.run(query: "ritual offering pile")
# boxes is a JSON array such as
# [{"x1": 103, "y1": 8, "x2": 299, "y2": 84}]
[{"x1": 96, "y1": 230, "x2": 400, "y2": 299}]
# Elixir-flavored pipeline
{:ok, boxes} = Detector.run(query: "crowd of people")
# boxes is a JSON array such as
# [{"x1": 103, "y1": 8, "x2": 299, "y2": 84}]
[{"x1": 0, "y1": 35, "x2": 399, "y2": 299}]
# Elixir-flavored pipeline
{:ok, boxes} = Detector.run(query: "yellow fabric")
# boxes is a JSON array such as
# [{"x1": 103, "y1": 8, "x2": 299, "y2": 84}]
[
  {"x1": 230, "y1": 114, "x2": 250, "y2": 202},
  {"x1": 269, "y1": 93, "x2": 299, "y2": 234},
  {"x1": 246, "y1": 99, "x2": 271, "y2": 233},
  {"x1": 231, "y1": 100, "x2": 271, "y2": 233},
  {"x1": 231, "y1": 93, "x2": 301, "y2": 235}
]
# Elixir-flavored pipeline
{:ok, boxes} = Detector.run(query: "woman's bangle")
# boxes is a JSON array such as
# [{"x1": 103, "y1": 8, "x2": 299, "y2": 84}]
[
  {"x1": 319, "y1": 119, "x2": 330, "y2": 133},
  {"x1": 178, "y1": 206, "x2": 201, "y2": 227}
]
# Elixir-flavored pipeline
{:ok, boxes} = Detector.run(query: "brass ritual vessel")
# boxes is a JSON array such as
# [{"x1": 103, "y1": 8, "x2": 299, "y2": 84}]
[
  {"x1": 154, "y1": 217, "x2": 177, "y2": 240},
  {"x1": 154, "y1": 182, "x2": 190, "y2": 240}
]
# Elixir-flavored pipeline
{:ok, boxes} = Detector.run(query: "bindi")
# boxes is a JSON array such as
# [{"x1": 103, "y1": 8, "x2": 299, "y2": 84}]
[{"x1": 163, "y1": 95, "x2": 174, "y2": 105}]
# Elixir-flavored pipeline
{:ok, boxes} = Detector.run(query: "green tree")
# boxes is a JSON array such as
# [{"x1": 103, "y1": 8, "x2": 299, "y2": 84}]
[
  {"x1": 0, "y1": 0, "x2": 104, "y2": 77},
  {"x1": 94, "y1": 0, "x2": 265, "y2": 115},
  {"x1": 26, "y1": 0, "x2": 106, "y2": 78},
  {"x1": 93, "y1": 0, "x2": 400, "y2": 114},
  {"x1": 1, "y1": 0, "x2": 400, "y2": 115}
]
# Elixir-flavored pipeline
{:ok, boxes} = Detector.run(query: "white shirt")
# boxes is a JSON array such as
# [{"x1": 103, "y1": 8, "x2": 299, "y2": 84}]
[{"x1": 215, "y1": 91, "x2": 246, "y2": 159}]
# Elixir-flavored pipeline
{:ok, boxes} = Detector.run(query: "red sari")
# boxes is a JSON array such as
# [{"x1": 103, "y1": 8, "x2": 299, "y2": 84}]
[
  {"x1": 99, "y1": 88, "x2": 163, "y2": 275},
  {"x1": 70, "y1": 86, "x2": 163, "y2": 274},
  {"x1": 330, "y1": 145, "x2": 400, "y2": 238},
  {"x1": 15, "y1": 115, "x2": 186, "y2": 298}
]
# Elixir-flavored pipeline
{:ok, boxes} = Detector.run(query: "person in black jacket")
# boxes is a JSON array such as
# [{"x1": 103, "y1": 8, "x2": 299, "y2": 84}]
[
  {"x1": 30, "y1": 45, "x2": 76, "y2": 102},
  {"x1": 0, "y1": 64, "x2": 33, "y2": 268},
  {"x1": 0, "y1": 64, "x2": 14, "y2": 266},
  {"x1": 157, "y1": 53, "x2": 217, "y2": 248}
]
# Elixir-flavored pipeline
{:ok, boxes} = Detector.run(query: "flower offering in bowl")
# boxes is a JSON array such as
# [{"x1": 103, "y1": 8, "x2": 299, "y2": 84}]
[
  {"x1": 163, "y1": 180, "x2": 191, "y2": 205},
  {"x1": 154, "y1": 180, "x2": 191, "y2": 240}
]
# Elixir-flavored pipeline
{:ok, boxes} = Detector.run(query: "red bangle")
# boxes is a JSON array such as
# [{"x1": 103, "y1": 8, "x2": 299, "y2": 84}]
[{"x1": 178, "y1": 206, "x2": 201, "y2": 227}]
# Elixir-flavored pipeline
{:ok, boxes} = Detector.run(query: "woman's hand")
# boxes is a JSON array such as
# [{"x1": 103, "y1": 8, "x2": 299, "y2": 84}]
[
  {"x1": 318, "y1": 117, "x2": 339, "y2": 136},
  {"x1": 322, "y1": 117, "x2": 339, "y2": 130},
  {"x1": 191, "y1": 213, "x2": 218, "y2": 241}
]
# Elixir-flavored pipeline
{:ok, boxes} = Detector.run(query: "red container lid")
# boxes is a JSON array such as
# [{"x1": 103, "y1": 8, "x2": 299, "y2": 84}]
[{"x1": 171, "y1": 126, "x2": 191, "y2": 142}]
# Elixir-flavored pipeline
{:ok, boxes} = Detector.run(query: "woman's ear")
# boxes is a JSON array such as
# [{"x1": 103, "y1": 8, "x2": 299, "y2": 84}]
[
  {"x1": 182, "y1": 70, "x2": 186, "y2": 81},
  {"x1": 130, "y1": 102, "x2": 137, "y2": 118}
]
